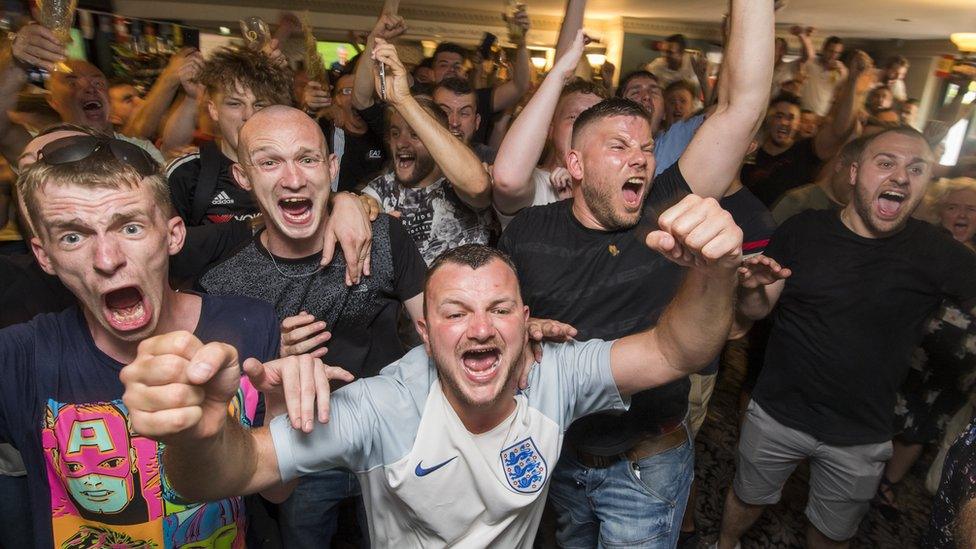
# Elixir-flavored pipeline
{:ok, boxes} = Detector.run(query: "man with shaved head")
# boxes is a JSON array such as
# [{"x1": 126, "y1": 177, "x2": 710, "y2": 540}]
[{"x1": 197, "y1": 105, "x2": 428, "y2": 547}]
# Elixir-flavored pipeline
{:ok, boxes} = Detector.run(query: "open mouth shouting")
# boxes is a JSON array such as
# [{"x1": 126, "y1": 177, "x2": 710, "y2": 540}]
[
  {"x1": 460, "y1": 346, "x2": 502, "y2": 384},
  {"x1": 396, "y1": 150, "x2": 417, "y2": 172},
  {"x1": 621, "y1": 177, "x2": 645, "y2": 209},
  {"x1": 278, "y1": 197, "x2": 314, "y2": 226},
  {"x1": 81, "y1": 99, "x2": 106, "y2": 123},
  {"x1": 103, "y1": 286, "x2": 152, "y2": 332},
  {"x1": 876, "y1": 189, "x2": 908, "y2": 220},
  {"x1": 951, "y1": 218, "x2": 973, "y2": 239},
  {"x1": 774, "y1": 126, "x2": 791, "y2": 141}
]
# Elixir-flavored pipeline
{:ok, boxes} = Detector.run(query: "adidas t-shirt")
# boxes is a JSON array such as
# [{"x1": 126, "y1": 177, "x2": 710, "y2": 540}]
[
  {"x1": 271, "y1": 340, "x2": 627, "y2": 547},
  {"x1": 166, "y1": 148, "x2": 259, "y2": 226}
]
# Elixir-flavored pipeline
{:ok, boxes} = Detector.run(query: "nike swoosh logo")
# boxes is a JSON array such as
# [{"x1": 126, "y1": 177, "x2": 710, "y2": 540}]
[{"x1": 414, "y1": 456, "x2": 458, "y2": 477}]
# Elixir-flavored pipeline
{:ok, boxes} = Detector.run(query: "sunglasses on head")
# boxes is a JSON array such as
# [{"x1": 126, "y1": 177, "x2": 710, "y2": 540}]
[{"x1": 38, "y1": 135, "x2": 158, "y2": 177}]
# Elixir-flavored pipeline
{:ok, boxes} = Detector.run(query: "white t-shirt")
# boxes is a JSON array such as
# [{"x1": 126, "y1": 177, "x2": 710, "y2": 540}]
[
  {"x1": 800, "y1": 59, "x2": 848, "y2": 116},
  {"x1": 772, "y1": 59, "x2": 800, "y2": 95},
  {"x1": 271, "y1": 340, "x2": 627, "y2": 548},
  {"x1": 646, "y1": 55, "x2": 701, "y2": 90},
  {"x1": 888, "y1": 79, "x2": 908, "y2": 103},
  {"x1": 495, "y1": 168, "x2": 560, "y2": 229}
]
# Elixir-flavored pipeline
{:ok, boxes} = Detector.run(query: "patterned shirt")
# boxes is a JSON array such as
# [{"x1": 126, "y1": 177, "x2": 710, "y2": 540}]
[
  {"x1": 923, "y1": 417, "x2": 976, "y2": 548},
  {"x1": 363, "y1": 172, "x2": 497, "y2": 265}
]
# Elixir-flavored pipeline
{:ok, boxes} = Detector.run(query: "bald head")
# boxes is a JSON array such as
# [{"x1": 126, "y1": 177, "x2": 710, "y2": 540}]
[
  {"x1": 48, "y1": 60, "x2": 111, "y2": 131},
  {"x1": 230, "y1": 105, "x2": 338, "y2": 254},
  {"x1": 237, "y1": 105, "x2": 329, "y2": 164}
]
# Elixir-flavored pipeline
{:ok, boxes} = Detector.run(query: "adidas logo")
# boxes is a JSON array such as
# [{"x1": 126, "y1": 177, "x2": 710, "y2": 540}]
[{"x1": 211, "y1": 191, "x2": 234, "y2": 205}]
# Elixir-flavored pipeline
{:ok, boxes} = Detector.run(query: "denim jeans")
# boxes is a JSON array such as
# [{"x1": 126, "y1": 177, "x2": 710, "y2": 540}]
[
  {"x1": 278, "y1": 469, "x2": 369, "y2": 548},
  {"x1": 548, "y1": 427, "x2": 694, "y2": 548}
]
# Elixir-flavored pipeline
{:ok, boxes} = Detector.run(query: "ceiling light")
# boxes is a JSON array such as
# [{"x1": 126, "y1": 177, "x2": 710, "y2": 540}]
[
  {"x1": 218, "y1": 26, "x2": 231, "y2": 35},
  {"x1": 951, "y1": 33, "x2": 976, "y2": 53}
]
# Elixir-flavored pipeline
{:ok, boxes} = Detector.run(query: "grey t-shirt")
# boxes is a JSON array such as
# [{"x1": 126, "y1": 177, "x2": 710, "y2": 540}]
[{"x1": 198, "y1": 215, "x2": 426, "y2": 377}]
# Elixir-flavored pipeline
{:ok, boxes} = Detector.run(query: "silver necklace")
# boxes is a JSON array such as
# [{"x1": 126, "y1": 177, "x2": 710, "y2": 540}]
[{"x1": 265, "y1": 235, "x2": 324, "y2": 279}]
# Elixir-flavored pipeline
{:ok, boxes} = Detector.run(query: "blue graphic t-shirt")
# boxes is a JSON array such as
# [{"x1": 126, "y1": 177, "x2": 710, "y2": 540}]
[{"x1": 0, "y1": 293, "x2": 279, "y2": 548}]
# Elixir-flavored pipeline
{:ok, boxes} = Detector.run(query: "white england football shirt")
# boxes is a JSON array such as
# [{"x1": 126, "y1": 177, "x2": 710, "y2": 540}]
[{"x1": 270, "y1": 339, "x2": 626, "y2": 547}]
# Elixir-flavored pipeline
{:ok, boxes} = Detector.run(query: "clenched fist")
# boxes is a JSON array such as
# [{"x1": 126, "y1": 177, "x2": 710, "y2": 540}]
[
  {"x1": 121, "y1": 331, "x2": 244, "y2": 446},
  {"x1": 645, "y1": 194, "x2": 743, "y2": 274},
  {"x1": 122, "y1": 331, "x2": 354, "y2": 446}
]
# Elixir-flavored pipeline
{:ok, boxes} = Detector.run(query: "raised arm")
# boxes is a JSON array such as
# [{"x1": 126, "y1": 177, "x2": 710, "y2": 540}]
[
  {"x1": 691, "y1": 51, "x2": 712, "y2": 106},
  {"x1": 352, "y1": 0, "x2": 405, "y2": 111},
  {"x1": 609, "y1": 195, "x2": 742, "y2": 396},
  {"x1": 121, "y1": 48, "x2": 202, "y2": 140},
  {"x1": 1, "y1": 22, "x2": 62, "y2": 164},
  {"x1": 813, "y1": 50, "x2": 872, "y2": 160},
  {"x1": 677, "y1": 0, "x2": 774, "y2": 198},
  {"x1": 793, "y1": 26, "x2": 816, "y2": 65},
  {"x1": 492, "y1": 30, "x2": 585, "y2": 214},
  {"x1": 553, "y1": 0, "x2": 587, "y2": 61},
  {"x1": 373, "y1": 39, "x2": 491, "y2": 209},
  {"x1": 490, "y1": 6, "x2": 531, "y2": 113},
  {"x1": 158, "y1": 54, "x2": 206, "y2": 158}
]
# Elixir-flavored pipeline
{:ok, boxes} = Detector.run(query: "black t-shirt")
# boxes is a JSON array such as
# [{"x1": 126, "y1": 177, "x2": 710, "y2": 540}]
[
  {"x1": 0, "y1": 294, "x2": 279, "y2": 548},
  {"x1": 473, "y1": 87, "x2": 495, "y2": 146},
  {"x1": 320, "y1": 103, "x2": 388, "y2": 193},
  {"x1": 499, "y1": 163, "x2": 691, "y2": 454},
  {"x1": 741, "y1": 138, "x2": 822, "y2": 208},
  {"x1": 0, "y1": 254, "x2": 76, "y2": 328},
  {"x1": 198, "y1": 215, "x2": 426, "y2": 377},
  {"x1": 170, "y1": 221, "x2": 253, "y2": 289},
  {"x1": 755, "y1": 209, "x2": 976, "y2": 445},
  {"x1": 166, "y1": 148, "x2": 259, "y2": 225},
  {"x1": 723, "y1": 186, "x2": 776, "y2": 258}
]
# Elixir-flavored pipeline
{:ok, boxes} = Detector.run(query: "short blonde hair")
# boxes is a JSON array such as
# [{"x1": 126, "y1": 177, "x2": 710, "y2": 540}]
[
  {"x1": 17, "y1": 152, "x2": 172, "y2": 238},
  {"x1": 918, "y1": 177, "x2": 976, "y2": 225}
]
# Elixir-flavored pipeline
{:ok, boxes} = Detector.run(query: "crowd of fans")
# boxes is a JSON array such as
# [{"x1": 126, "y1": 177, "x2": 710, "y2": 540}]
[{"x1": 0, "y1": 0, "x2": 975, "y2": 547}]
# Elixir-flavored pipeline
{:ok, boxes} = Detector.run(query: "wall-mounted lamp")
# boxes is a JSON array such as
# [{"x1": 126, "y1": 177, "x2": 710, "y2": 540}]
[
  {"x1": 530, "y1": 49, "x2": 549, "y2": 71},
  {"x1": 586, "y1": 52, "x2": 607, "y2": 69}
]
